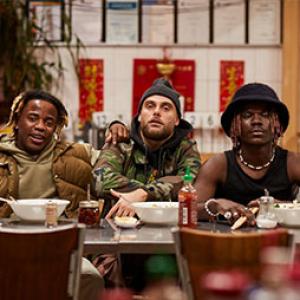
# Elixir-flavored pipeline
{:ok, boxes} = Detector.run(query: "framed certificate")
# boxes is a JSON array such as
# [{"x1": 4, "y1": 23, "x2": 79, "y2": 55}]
[
  {"x1": 28, "y1": 0, "x2": 64, "y2": 42},
  {"x1": 71, "y1": 0, "x2": 103, "y2": 43},
  {"x1": 213, "y1": 0, "x2": 246, "y2": 44},
  {"x1": 177, "y1": 0, "x2": 210, "y2": 44},
  {"x1": 249, "y1": 0, "x2": 281, "y2": 44},
  {"x1": 106, "y1": 0, "x2": 138, "y2": 44},
  {"x1": 142, "y1": 0, "x2": 175, "y2": 44}
]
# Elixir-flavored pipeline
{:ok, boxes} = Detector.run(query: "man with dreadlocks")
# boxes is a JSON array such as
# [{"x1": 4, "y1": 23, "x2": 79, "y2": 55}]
[
  {"x1": 0, "y1": 90, "x2": 128, "y2": 300},
  {"x1": 195, "y1": 82, "x2": 300, "y2": 225}
]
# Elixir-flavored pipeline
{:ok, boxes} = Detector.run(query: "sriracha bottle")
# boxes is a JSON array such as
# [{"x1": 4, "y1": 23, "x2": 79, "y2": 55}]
[{"x1": 178, "y1": 167, "x2": 197, "y2": 228}]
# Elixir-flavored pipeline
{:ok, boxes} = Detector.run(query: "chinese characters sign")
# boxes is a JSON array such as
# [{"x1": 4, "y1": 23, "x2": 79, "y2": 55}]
[
  {"x1": 220, "y1": 60, "x2": 244, "y2": 112},
  {"x1": 79, "y1": 59, "x2": 104, "y2": 123}
]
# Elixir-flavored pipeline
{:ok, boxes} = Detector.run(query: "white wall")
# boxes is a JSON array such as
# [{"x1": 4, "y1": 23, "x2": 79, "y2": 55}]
[{"x1": 52, "y1": 45, "x2": 282, "y2": 152}]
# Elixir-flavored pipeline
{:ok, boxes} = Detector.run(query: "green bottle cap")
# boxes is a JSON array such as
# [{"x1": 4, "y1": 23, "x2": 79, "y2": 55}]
[{"x1": 183, "y1": 166, "x2": 193, "y2": 183}]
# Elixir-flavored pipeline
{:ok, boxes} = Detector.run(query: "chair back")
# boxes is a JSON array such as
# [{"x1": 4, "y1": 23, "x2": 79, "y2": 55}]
[
  {"x1": 0, "y1": 223, "x2": 85, "y2": 300},
  {"x1": 172, "y1": 227, "x2": 290, "y2": 300}
]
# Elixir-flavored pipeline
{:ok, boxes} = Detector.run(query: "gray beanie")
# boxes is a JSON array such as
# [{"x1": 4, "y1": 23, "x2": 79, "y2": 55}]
[{"x1": 137, "y1": 78, "x2": 181, "y2": 118}]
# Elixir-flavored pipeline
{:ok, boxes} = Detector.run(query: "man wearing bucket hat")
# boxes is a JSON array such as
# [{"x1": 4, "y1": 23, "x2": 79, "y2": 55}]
[
  {"x1": 194, "y1": 82, "x2": 300, "y2": 225},
  {"x1": 95, "y1": 77, "x2": 201, "y2": 218}
]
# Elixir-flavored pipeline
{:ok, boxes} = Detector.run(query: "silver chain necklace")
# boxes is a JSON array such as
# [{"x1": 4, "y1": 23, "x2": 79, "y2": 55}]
[{"x1": 238, "y1": 148, "x2": 275, "y2": 170}]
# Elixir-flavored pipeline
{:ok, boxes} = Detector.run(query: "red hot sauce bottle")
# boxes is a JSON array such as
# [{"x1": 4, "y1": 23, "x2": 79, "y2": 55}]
[{"x1": 178, "y1": 167, "x2": 197, "y2": 228}]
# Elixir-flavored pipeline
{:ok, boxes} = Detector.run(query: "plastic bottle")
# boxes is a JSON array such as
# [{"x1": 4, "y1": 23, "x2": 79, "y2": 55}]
[{"x1": 178, "y1": 167, "x2": 197, "y2": 228}]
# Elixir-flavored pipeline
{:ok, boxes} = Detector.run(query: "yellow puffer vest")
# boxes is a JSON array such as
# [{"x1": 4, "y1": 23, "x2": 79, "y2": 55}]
[{"x1": 0, "y1": 142, "x2": 94, "y2": 218}]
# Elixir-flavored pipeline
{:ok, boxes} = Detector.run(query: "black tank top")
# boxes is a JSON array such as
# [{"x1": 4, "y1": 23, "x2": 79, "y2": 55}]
[{"x1": 214, "y1": 147, "x2": 296, "y2": 205}]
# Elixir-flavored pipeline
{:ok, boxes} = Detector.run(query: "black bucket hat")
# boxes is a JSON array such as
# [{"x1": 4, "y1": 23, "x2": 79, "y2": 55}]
[{"x1": 221, "y1": 83, "x2": 289, "y2": 136}]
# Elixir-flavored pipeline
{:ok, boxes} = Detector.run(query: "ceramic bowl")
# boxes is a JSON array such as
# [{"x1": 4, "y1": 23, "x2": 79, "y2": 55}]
[
  {"x1": 273, "y1": 203, "x2": 300, "y2": 227},
  {"x1": 9, "y1": 199, "x2": 70, "y2": 222},
  {"x1": 132, "y1": 202, "x2": 178, "y2": 225}
]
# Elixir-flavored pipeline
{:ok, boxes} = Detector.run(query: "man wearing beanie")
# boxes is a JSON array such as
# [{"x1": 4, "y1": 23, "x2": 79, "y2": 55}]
[
  {"x1": 95, "y1": 77, "x2": 201, "y2": 217},
  {"x1": 194, "y1": 82, "x2": 300, "y2": 226}
]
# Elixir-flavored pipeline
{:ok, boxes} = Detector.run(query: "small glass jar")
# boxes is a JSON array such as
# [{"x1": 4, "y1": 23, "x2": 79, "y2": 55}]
[
  {"x1": 78, "y1": 201, "x2": 100, "y2": 227},
  {"x1": 256, "y1": 196, "x2": 277, "y2": 229}
]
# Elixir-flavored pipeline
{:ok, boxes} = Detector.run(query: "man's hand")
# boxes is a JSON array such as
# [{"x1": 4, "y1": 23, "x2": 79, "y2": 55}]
[
  {"x1": 207, "y1": 199, "x2": 257, "y2": 226},
  {"x1": 105, "y1": 122, "x2": 129, "y2": 145},
  {"x1": 105, "y1": 188, "x2": 148, "y2": 218}
]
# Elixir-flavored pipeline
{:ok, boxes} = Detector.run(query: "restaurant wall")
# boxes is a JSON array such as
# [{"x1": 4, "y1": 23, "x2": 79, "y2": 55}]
[{"x1": 51, "y1": 45, "x2": 281, "y2": 153}]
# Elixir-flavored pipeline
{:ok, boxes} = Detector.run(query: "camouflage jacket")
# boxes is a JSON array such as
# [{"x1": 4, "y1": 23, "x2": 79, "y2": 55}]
[{"x1": 95, "y1": 137, "x2": 201, "y2": 202}]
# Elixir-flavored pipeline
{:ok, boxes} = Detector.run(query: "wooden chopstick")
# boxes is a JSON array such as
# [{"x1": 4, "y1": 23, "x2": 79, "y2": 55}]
[{"x1": 231, "y1": 207, "x2": 259, "y2": 230}]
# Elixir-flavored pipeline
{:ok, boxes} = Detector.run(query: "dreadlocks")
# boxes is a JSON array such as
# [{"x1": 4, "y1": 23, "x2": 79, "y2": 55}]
[
  {"x1": 5, "y1": 90, "x2": 68, "y2": 137},
  {"x1": 229, "y1": 110, "x2": 283, "y2": 150}
]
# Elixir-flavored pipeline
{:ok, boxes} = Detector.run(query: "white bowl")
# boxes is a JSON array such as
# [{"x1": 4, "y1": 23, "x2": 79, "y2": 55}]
[
  {"x1": 274, "y1": 203, "x2": 300, "y2": 227},
  {"x1": 132, "y1": 202, "x2": 178, "y2": 225},
  {"x1": 9, "y1": 199, "x2": 70, "y2": 222}
]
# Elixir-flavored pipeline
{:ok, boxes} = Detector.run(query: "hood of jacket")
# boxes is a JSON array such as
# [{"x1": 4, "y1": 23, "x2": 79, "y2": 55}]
[{"x1": 130, "y1": 115, "x2": 193, "y2": 172}]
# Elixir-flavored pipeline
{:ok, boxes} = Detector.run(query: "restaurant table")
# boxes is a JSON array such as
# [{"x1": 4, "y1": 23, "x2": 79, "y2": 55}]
[
  {"x1": 1, "y1": 218, "x2": 300, "y2": 256},
  {"x1": 84, "y1": 219, "x2": 300, "y2": 256},
  {"x1": 84, "y1": 219, "x2": 175, "y2": 254}
]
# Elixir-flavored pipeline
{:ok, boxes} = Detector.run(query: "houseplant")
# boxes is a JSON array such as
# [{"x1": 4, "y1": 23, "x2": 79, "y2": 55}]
[{"x1": 0, "y1": 0, "x2": 82, "y2": 123}]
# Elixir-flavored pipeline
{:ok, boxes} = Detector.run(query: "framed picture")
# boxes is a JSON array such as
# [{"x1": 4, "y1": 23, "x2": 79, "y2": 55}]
[
  {"x1": 27, "y1": 0, "x2": 65, "y2": 42},
  {"x1": 142, "y1": 0, "x2": 175, "y2": 44},
  {"x1": 213, "y1": 0, "x2": 246, "y2": 44},
  {"x1": 177, "y1": 0, "x2": 210, "y2": 44},
  {"x1": 249, "y1": 0, "x2": 281, "y2": 44},
  {"x1": 71, "y1": 0, "x2": 103, "y2": 43},
  {"x1": 106, "y1": 0, "x2": 139, "y2": 44}
]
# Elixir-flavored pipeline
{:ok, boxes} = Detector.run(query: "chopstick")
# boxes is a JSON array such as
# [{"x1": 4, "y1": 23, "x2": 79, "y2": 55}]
[{"x1": 231, "y1": 207, "x2": 259, "y2": 230}]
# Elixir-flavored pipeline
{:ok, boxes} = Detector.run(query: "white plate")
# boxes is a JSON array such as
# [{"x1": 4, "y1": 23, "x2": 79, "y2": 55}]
[{"x1": 114, "y1": 216, "x2": 138, "y2": 228}]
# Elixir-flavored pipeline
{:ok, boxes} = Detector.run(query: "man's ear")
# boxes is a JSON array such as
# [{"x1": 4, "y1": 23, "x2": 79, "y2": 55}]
[{"x1": 138, "y1": 115, "x2": 141, "y2": 122}]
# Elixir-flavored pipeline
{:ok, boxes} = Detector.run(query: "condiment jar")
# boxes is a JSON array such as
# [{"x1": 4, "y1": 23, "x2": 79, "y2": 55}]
[
  {"x1": 256, "y1": 196, "x2": 277, "y2": 229},
  {"x1": 78, "y1": 201, "x2": 100, "y2": 227},
  {"x1": 45, "y1": 200, "x2": 58, "y2": 228}
]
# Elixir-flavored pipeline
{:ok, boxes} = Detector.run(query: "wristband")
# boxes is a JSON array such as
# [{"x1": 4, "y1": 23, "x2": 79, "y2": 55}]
[{"x1": 204, "y1": 199, "x2": 219, "y2": 217}]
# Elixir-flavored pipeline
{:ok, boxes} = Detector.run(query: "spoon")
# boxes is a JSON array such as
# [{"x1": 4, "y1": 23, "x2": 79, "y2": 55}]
[{"x1": 0, "y1": 197, "x2": 16, "y2": 204}]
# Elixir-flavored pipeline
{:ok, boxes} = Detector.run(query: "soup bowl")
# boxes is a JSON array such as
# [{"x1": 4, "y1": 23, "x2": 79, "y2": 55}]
[
  {"x1": 132, "y1": 202, "x2": 178, "y2": 225},
  {"x1": 273, "y1": 203, "x2": 300, "y2": 227},
  {"x1": 9, "y1": 199, "x2": 70, "y2": 222}
]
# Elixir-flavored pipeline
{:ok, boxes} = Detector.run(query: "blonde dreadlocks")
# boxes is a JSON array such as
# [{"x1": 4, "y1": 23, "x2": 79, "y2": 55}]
[
  {"x1": 5, "y1": 90, "x2": 68, "y2": 138},
  {"x1": 229, "y1": 110, "x2": 283, "y2": 150}
]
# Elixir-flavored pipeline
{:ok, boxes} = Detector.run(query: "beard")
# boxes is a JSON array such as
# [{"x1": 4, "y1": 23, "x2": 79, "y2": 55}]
[{"x1": 141, "y1": 124, "x2": 171, "y2": 141}]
